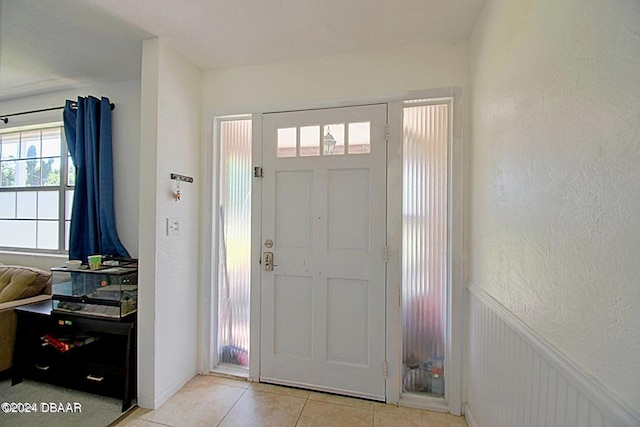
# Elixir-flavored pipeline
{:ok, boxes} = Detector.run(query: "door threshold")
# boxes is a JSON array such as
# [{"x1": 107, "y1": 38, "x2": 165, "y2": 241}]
[
  {"x1": 399, "y1": 392, "x2": 449, "y2": 413},
  {"x1": 209, "y1": 367, "x2": 250, "y2": 380},
  {"x1": 260, "y1": 376, "x2": 385, "y2": 402}
]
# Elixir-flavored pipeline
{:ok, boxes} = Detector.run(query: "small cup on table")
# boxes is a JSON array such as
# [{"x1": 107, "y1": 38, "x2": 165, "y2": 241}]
[{"x1": 88, "y1": 255, "x2": 102, "y2": 270}]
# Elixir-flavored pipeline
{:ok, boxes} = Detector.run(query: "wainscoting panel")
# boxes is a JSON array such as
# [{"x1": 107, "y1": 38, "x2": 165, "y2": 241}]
[{"x1": 466, "y1": 284, "x2": 639, "y2": 427}]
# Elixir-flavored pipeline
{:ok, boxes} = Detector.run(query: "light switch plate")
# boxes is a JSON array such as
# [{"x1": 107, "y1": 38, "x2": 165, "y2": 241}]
[{"x1": 167, "y1": 217, "x2": 180, "y2": 236}]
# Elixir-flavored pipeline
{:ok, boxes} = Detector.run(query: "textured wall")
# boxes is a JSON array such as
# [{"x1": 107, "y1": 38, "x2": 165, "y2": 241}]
[
  {"x1": 470, "y1": 0, "x2": 640, "y2": 410},
  {"x1": 138, "y1": 38, "x2": 201, "y2": 408},
  {"x1": 153, "y1": 40, "x2": 201, "y2": 402}
]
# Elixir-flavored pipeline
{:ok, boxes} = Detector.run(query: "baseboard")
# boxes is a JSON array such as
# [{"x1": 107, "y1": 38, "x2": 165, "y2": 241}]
[
  {"x1": 464, "y1": 402, "x2": 478, "y2": 427},
  {"x1": 467, "y1": 283, "x2": 640, "y2": 427},
  {"x1": 153, "y1": 370, "x2": 196, "y2": 410}
]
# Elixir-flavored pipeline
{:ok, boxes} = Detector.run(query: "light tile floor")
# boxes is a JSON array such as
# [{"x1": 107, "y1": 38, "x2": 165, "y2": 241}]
[{"x1": 113, "y1": 375, "x2": 468, "y2": 427}]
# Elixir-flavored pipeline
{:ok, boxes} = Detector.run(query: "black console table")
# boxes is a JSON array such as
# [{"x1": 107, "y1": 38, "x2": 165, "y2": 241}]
[{"x1": 12, "y1": 300, "x2": 136, "y2": 411}]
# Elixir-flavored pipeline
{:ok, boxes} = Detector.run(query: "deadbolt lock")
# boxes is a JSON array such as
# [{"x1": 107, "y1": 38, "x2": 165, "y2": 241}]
[{"x1": 263, "y1": 252, "x2": 275, "y2": 271}]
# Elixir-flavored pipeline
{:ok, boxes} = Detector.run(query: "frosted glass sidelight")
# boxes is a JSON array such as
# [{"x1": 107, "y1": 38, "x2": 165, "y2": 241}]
[
  {"x1": 402, "y1": 103, "x2": 449, "y2": 398},
  {"x1": 216, "y1": 118, "x2": 252, "y2": 369}
]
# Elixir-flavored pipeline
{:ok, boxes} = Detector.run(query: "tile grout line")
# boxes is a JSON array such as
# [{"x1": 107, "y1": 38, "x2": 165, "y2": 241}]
[
  {"x1": 307, "y1": 394, "x2": 378, "y2": 413},
  {"x1": 294, "y1": 393, "x2": 311, "y2": 427},
  {"x1": 144, "y1": 421, "x2": 175, "y2": 427},
  {"x1": 301, "y1": 396, "x2": 378, "y2": 427},
  {"x1": 215, "y1": 385, "x2": 251, "y2": 426}
]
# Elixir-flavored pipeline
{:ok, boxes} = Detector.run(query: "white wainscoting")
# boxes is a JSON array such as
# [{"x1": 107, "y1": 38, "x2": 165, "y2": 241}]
[{"x1": 466, "y1": 284, "x2": 639, "y2": 427}]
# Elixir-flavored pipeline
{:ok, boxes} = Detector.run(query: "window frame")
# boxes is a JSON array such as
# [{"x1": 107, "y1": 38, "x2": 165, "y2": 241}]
[{"x1": 0, "y1": 122, "x2": 73, "y2": 254}]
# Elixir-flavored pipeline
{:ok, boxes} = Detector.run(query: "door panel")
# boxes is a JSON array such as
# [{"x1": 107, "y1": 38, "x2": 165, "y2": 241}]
[
  {"x1": 328, "y1": 168, "x2": 370, "y2": 253},
  {"x1": 275, "y1": 170, "x2": 313, "y2": 250},
  {"x1": 273, "y1": 275, "x2": 313, "y2": 358},
  {"x1": 326, "y1": 278, "x2": 369, "y2": 366},
  {"x1": 260, "y1": 104, "x2": 387, "y2": 400}
]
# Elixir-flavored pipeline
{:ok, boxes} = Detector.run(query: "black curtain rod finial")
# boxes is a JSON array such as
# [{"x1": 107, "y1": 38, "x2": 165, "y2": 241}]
[{"x1": 0, "y1": 102, "x2": 115, "y2": 124}]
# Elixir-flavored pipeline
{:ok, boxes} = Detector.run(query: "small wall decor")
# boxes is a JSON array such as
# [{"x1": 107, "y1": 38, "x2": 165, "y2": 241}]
[{"x1": 171, "y1": 173, "x2": 194, "y2": 201}]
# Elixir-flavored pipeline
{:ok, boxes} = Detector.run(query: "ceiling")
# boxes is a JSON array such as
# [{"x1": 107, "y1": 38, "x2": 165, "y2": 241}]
[
  {"x1": 0, "y1": 0, "x2": 485, "y2": 102},
  {"x1": 0, "y1": 0, "x2": 150, "y2": 101}
]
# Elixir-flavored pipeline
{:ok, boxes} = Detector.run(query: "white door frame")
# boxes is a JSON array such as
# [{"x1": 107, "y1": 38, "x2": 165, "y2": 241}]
[
  {"x1": 202, "y1": 87, "x2": 464, "y2": 414},
  {"x1": 259, "y1": 104, "x2": 388, "y2": 399}
]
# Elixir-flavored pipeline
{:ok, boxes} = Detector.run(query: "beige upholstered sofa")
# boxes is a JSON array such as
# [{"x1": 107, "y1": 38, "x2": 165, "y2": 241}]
[{"x1": 0, "y1": 264, "x2": 52, "y2": 373}]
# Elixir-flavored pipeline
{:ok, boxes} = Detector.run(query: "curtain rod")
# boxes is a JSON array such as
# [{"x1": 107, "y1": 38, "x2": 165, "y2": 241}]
[{"x1": 0, "y1": 102, "x2": 116, "y2": 124}]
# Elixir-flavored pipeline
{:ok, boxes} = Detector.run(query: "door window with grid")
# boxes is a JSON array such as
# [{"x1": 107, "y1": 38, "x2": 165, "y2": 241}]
[{"x1": 0, "y1": 123, "x2": 74, "y2": 252}]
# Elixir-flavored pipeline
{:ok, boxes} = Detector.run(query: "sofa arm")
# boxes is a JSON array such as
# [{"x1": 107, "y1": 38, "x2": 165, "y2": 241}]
[
  {"x1": 0, "y1": 294, "x2": 51, "y2": 312},
  {"x1": 0, "y1": 294, "x2": 51, "y2": 373}
]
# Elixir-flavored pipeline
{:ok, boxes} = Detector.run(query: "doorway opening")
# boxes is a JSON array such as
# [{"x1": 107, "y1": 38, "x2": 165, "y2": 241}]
[{"x1": 210, "y1": 94, "x2": 458, "y2": 408}]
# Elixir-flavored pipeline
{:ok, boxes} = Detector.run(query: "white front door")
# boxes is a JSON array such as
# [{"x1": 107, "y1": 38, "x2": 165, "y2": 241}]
[{"x1": 260, "y1": 104, "x2": 388, "y2": 400}]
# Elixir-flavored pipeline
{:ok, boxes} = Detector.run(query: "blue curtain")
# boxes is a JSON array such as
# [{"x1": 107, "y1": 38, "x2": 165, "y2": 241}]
[{"x1": 63, "y1": 96, "x2": 130, "y2": 262}]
